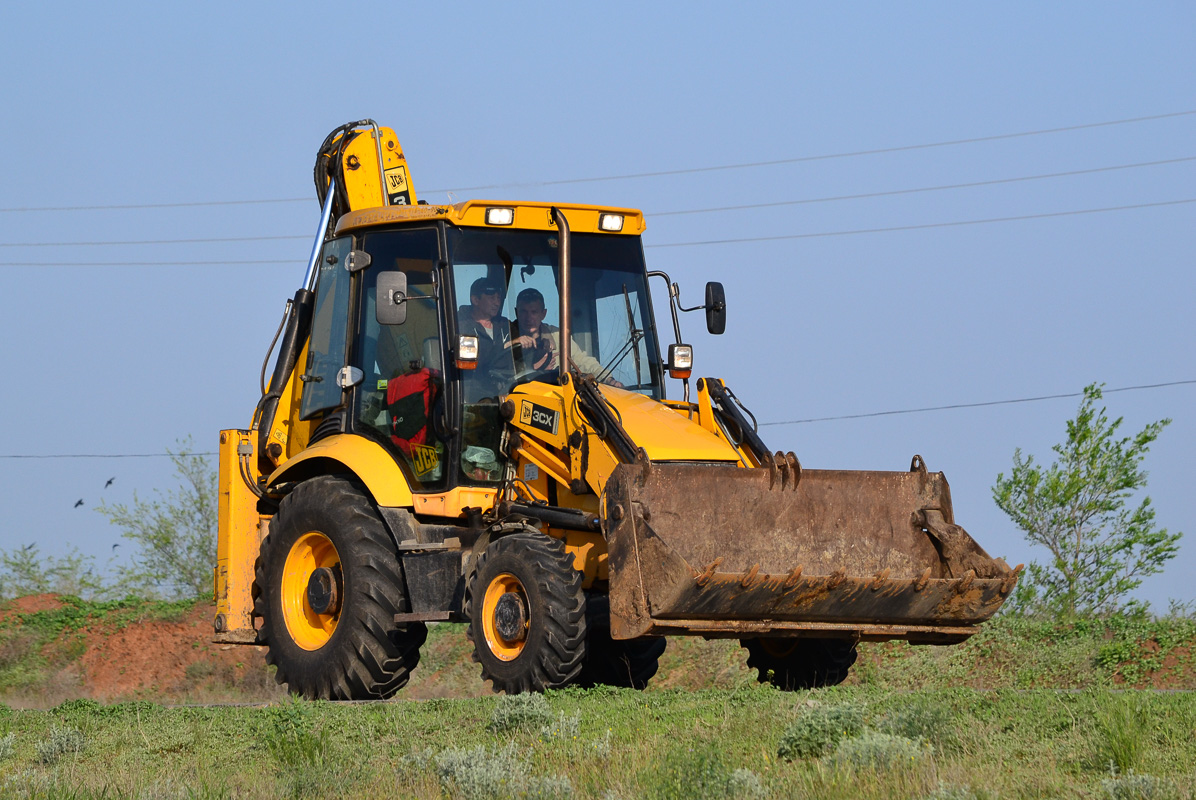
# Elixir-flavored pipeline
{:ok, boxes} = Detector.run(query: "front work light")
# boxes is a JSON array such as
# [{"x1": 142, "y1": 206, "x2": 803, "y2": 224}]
[
  {"x1": 485, "y1": 207, "x2": 514, "y2": 225},
  {"x1": 457, "y1": 335, "x2": 479, "y2": 369},
  {"x1": 598, "y1": 213, "x2": 624, "y2": 232},
  {"x1": 667, "y1": 344, "x2": 693, "y2": 380}
]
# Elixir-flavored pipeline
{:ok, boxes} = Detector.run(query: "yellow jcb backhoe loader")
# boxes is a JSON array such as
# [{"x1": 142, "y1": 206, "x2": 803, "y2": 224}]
[{"x1": 214, "y1": 120, "x2": 1019, "y2": 699}]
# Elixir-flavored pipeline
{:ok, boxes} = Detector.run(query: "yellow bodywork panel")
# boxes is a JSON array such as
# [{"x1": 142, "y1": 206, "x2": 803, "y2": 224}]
[
  {"x1": 268, "y1": 433, "x2": 414, "y2": 507},
  {"x1": 335, "y1": 200, "x2": 645, "y2": 238},
  {"x1": 339, "y1": 126, "x2": 418, "y2": 210},
  {"x1": 215, "y1": 430, "x2": 265, "y2": 641},
  {"x1": 413, "y1": 486, "x2": 499, "y2": 519},
  {"x1": 601, "y1": 386, "x2": 740, "y2": 462}
]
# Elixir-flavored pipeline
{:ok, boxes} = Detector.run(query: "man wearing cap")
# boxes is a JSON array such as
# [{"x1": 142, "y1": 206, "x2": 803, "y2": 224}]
[{"x1": 459, "y1": 277, "x2": 515, "y2": 400}]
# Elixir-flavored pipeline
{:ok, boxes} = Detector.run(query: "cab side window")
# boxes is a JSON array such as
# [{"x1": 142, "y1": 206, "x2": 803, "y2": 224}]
[{"x1": 356, "y1": 229, "x2": 446, "y2": 490}]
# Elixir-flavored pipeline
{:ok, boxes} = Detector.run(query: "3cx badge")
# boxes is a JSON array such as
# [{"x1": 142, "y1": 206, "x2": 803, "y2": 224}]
[{"x1": 519, "y1": 400, "x2": 559, "y2": 435}]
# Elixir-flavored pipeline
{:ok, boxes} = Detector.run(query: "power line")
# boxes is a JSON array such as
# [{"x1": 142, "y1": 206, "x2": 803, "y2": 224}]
[
  {"x1": 1, "y1": 195, "x2": 1189, "y2": 266},
  {"x1": 759, "y1": 380, "x2": 1196, "y2": 427},
  {"x1": 0, "y1": 259, "x2": 296, "y2": 267},
  {"x1": 5, "y1": 155, "x2": 1192, "y2": 250},
  {"x1": 437, "y1": 109, "x2": 1196, "y2": 193},
  {"x1": 0, "y1": 452, "x2": 217, "y2": 459},
  {"x1": 0, "y1": 235, "x2": 308, "y2": 249},
  {"x1": 2, "y1": 380, "x2": 1191, "y2": 459},
  {"x1": 2, "y1": 109, "x2": 1193, "y2": 213},
  {"x1": 645, "y1": 198, "x2": 1196, "y2": 249},
  {"x1": 651, "y1": 155, "x2": 1196, "y2": 217},
  {"x1": 4, "y1": 195, "x2": 1193, "y2": 264}
]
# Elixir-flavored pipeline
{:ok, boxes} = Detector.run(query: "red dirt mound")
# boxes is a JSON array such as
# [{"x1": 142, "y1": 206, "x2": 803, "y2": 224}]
[
  {"x1": 78, "y1": 603, "x2": 272, "y2": 702},
  {"x1": 0, "y1": 593, "x2": 65, "y2": 621}
]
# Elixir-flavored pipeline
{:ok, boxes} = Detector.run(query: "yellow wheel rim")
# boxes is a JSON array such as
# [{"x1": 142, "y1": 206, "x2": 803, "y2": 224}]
[
  {"x1": 482, "y1": 573, "x2": 528, "y2": 661},
  {"x1": 759, "y1": 638, "x2": 798, "y2": 659},
  {"x1": 281, "y1": 531, "x2": 341, "y2": 651}
]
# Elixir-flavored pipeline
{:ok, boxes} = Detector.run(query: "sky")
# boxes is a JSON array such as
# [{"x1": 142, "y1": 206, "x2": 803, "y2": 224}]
[{"x1": 1, "y1": 3, "x2": 1193, "y2": 608}]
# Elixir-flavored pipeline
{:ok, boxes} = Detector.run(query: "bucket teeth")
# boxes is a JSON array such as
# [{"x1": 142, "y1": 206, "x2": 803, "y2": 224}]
[
  {"x1": 767, "y1": 451, "x2": 802, "y2": 490},
  {"x1": 783, "y1": 565, "x2": 804, "y2": 588},
  {"x1": 955, "y1": 569, "x2": 976, "y2": 594},
  {"x1": 826, "y1": 569, "x2": 846, "y2": 590},
  {"x1": 740, "y1": 563, "x2": 761, "y2": 588},
  {"x1": 1001, "y1": 564, "x2": 1024, "y2": 594},
  {"x1": 694, "y1": 557, "x2": 724, "y2": 587},
  {"x1": 913, "y1": 567, "x2": 931, "y2": 592},
  {"x1": 869, "y1": 568, "x2": 891, "y2": 590}
]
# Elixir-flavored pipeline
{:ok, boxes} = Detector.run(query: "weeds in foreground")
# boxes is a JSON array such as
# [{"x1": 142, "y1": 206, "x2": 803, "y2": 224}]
[
  {"x1": 1101, "y1": 769, "x2": 1181, "y2": 800},
  {"x1": 418, "y1": 742, "x2": 574, "y2": 800},
  {"x1": 1095, "y1": 695, "x2": 1150, "y2": 774},
  {"x1": 35, "y1": 727, "x2": 85, "y2": 765},
  {"x1": 489, "y1": 693, "x2": 556, "y2": 734},
  {"x1": 776, "y1": 701, "x2": 865, "y2": 760},
  {"x1": 824, "y1": 730, "x2": 932, "y2": 771},
  {"x1": 640, "y1": 745, "x2": 765, "y2": 800}
]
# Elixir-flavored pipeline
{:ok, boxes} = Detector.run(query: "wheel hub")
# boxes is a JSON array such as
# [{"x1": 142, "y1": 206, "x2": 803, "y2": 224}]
[
  {"x1": 307, "y1": 566, "x2": 341, "y2": 615},
  {"x1": 493, "y1": 592, "x2": 528, "y2": 641}
]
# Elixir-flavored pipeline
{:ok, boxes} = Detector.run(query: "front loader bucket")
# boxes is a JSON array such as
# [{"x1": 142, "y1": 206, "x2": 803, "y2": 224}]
[{"x1": 603, "y1": 457, "x2": 1019, "y2": 643}]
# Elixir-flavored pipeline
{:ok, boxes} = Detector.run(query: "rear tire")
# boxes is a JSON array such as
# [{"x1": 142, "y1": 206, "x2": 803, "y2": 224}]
[
  {"x1": 740, "y1": 637, "x2": 857, "y2": 690},
  {"x1": 465, "y1": 531, "x2": 586, "y2": 694},
  {"x1": 253, "y1": 475, "x2": 426, "y2": 699},
  {"x1": 576, "y1": 595, "x2": 665, "y2": 689}
]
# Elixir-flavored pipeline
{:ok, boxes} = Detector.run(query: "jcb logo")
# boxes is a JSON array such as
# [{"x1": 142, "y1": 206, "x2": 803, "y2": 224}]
[
  {"x1": 411, "y1": 444, "x2": 439, "y2": 476},
  {"x1": 520, "y1": 401, "x2": 559, "y2": 435},
  {"x1": 384, "y1": 165, "x2": 408, "y2": 192}
]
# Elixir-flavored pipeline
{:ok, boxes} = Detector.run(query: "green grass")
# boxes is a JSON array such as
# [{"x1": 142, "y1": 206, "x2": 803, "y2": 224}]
[{"x1": 0, "y1": 687, "x2": 1192, "y2": 798}]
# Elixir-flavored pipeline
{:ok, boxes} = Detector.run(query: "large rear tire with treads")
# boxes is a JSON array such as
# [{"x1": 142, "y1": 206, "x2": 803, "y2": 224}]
[{"x1": 253, "y1": 475, "x2": 426, "y2": 699}]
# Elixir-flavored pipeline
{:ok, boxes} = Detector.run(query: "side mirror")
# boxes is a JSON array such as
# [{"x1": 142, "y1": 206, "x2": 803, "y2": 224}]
[
  {"x1": 705, "y1": 281, "x2": 726, "y2": 335},
  {"x1": 376, "y1": 272, "x2": 408, "y2": 325}
]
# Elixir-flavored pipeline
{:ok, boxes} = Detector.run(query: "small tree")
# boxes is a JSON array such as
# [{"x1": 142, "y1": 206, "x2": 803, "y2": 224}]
[
  {"x1": 0, "y1": 544, "x2": 108, "y2": 601},
  {"x1": 97, "y1": 438, "x2": 217, "y2": 600},
  {"x1": 993, "y1": 383, "x2": 1181, "y2": 616}
]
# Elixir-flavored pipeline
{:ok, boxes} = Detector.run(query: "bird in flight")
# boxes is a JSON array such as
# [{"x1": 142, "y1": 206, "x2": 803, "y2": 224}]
[
  {"x1": 112, "y1": 543, "x2": 120, "y2": 551},
  {"x1": 74, "y1": 499, "x2": 84, "y2": 508},
  {"x1": 104, "y1": 477, "x2": 115, "y2": 489}
]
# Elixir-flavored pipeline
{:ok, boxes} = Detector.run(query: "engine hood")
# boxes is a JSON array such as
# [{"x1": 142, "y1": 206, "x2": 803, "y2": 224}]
[{"x1": 599, "y1": 387, "x2": 741, "y2": 463}]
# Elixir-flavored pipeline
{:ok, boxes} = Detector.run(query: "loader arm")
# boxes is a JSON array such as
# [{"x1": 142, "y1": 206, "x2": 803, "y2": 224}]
[{"x1": 508, "y1": 372, "x2": 1020, "y2": 644}]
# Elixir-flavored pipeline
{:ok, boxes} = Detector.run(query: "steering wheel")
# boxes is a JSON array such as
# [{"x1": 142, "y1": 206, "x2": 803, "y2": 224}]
[{"x1": 508, "y1": 369, "x2": 560, "y2": 391}]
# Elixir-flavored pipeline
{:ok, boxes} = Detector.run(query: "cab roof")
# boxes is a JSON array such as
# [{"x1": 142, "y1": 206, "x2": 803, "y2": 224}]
[{"x1": 334, "y1": 199, "x2": 646, "y2": 237}]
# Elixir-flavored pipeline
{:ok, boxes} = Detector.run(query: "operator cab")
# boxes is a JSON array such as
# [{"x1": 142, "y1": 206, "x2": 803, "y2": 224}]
[{"x1": 297, "y1": 207, "x2": 664, "y2": 498}]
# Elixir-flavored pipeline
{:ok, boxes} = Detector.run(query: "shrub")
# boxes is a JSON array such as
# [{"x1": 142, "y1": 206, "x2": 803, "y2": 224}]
[
  {"x1": 428, "y1": 743, "x2": 573, "y2": 800},
  {"x1": 488, "y1": 693, "x2": 555, "y2": 734},
  {"x1": 824, "y1": 731, "x2": 932, "y2": 771},
  {"x1": 0, "y1": 732, "x2": 14, "y2": 761},
  {"x1": 539, "y1": 711, "x2": 581, "y2": 742},
  {"x1": 1101, "y1": 771, "x2": 1179, "y2": 800},
  {"x1": 1095, "y1": 698, "x2": 1149, "y2": 774},
  {"x1": 643, "y1": 746, "x2": 761, "y2": 800},
  {"x1": 263, "y1": 698, "x2": 326, "y2": 769},
  {"x1": 777, "y1": 702, "x2": 865, "y2": 760},
  {"x1": 36, "y1": 727, "x2": 85, "y2": 765},
  {"x1": 726, "y1": 768, "x2": 767, "y2": 799},
  {"x1": 879, "y1": 700, "x2": 958, "y2": 753},
  {"x1": 925, "y1": 783, "x2": 998, "y2": 800}
]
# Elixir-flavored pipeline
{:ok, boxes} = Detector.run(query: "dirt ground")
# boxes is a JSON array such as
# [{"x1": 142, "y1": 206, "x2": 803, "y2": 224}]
[{"x1": 1, "y1": 595, "x2": 279, "y2": 706}]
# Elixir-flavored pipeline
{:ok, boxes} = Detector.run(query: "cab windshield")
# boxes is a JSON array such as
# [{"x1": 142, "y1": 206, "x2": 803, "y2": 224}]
[{"x1": 447, "y1": 227, "x2": 664, "y2": 401}]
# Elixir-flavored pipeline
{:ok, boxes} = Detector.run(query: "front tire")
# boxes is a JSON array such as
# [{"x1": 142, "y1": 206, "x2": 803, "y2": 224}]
[
  {"x1": 253, "y1": 475, "x2": 426, "y2": 699},
  {"x1": 465, "y1": 531, "x2": 586, "y2": 694},
  {"x1": 740, "y1": 637, "x2": 857, "y2": 690}
]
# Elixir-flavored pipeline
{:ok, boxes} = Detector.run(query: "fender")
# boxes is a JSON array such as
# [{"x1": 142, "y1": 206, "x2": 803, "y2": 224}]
[{"x1": 268, "y1": 433, "x2": 414, "y2": 508}]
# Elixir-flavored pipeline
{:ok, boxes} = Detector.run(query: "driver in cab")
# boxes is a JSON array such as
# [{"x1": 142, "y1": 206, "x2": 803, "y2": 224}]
[{"x1": 512, "y1": 288, "x2": 623, "y2": 387}]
